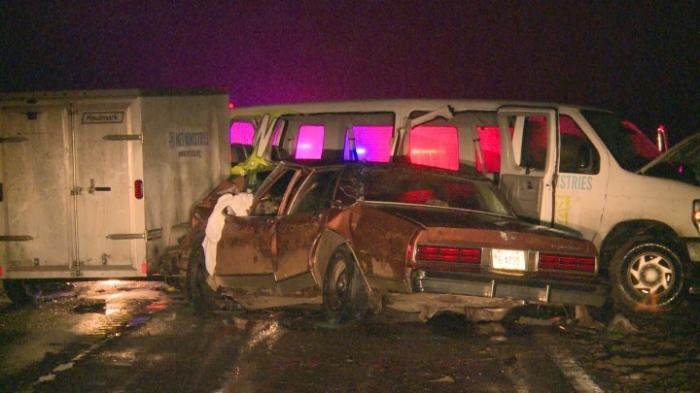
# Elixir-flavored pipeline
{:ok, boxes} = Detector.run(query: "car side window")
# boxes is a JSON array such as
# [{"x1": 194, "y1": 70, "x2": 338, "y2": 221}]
[
  {"x1": 559, "y1": 116, "x2": 600, "y2": 174},
  {"x1": 289, "y1": 169, "x2": 341, "y2": 214},
  {"x1": 252, "y1": 169, "x2": 298, "y2": 216}
]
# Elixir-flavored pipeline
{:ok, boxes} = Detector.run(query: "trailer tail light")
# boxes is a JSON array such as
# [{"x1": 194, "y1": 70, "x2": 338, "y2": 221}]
[
  {"x1": 539, "y1": 253, "x2": 596, "y2": 273},
  {"x1": 141, "y1": 262, "x2": 148, "y2": 275},
  {"x1": 134, "y1": 180, "x2": 144, "y2": 199},
  {"x1": 0, "y1": 265, "x2": 3, "y2": 277},
  {"x1": 694, "y1": 200, "x2": 700, "y2": 233}
]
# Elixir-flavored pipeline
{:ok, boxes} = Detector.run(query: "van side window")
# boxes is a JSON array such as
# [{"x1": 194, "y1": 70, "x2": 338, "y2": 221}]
[
  {"x1": 229, "y1": 120, "x2": 255, "y2": 164},
  {"x1": 230, "y1": 121, "x2": 255, "y2": 144},
  {"x1": 273, "y1": 112, "x2": 395, "y2": 163},
  {"x1": 476, "y1": 126, "x2": 504, "y2": 173},
  {"x1": 409, "y1": 125, "x2": 459, "y2": 170},
  {"x1": 295, "y1": 125, "x2": 324, "y2": 159},
  {"x1": 520, "y1": 116, "x2": 548, "y2": 170},
  {"x1": 559, "y1": 116, "x2": 600, "y2": 174},
  {"x1": 344, "y1": 125, "x2": 392, "y2": 163}
]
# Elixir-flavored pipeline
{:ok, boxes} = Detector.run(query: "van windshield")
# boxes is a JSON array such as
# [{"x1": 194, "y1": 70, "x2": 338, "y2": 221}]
[{"x1": 581, "y1": 110, "x2": 660, "y2": 172}]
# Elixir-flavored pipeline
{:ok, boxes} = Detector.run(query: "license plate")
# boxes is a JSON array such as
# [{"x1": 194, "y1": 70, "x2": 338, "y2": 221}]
[{"x1": 492, "y1": 249, "x2": 526, "y2": 271}]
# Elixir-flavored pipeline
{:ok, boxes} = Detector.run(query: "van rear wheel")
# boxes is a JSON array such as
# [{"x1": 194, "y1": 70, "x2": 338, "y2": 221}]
[{"x1": 610, "y1": 236, "x2": 684, "y2": 314}]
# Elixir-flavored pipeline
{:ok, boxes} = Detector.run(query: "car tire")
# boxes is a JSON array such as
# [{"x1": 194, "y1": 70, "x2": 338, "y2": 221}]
[
  {"x1": 323, "y1": 247, "x2": 367, "y2": 324},
  {"x1": 610, "y1": 236, "x2": 684, "y2": 314},
  {"x1": 3, "y1": 279, "x2": 42, "y2": 306},
  {"x1": 187, "y1": 245, "x2": 218, "y2": 313}
]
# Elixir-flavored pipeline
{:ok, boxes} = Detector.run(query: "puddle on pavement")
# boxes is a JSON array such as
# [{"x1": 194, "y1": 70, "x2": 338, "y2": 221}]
[{"x1": 0, "y1": 279, "x2": 176, "y2": 379}]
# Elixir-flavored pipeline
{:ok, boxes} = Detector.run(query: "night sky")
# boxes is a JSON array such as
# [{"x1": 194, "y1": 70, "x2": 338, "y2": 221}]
[{"x1": 1, "y1": 1, "x2": 699, "y2": 142}]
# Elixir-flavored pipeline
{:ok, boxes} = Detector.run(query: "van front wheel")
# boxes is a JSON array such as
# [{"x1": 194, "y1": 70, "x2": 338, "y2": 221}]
[{"x1": 610, "y1": 237, "x2": 684, "y2": 314}]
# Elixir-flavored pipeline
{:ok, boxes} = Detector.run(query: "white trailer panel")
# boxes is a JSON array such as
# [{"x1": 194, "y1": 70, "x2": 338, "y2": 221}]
[{"x1": 0, "y1": 89, "x2": 230, "y2": 279}]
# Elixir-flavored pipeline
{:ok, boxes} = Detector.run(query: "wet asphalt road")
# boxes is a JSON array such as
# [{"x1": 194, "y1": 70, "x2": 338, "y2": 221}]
[{"x1": 0, "y1": 280, "x2": 699, "y2": 392}]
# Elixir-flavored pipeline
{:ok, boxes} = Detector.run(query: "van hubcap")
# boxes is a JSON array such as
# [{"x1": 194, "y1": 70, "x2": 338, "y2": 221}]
[{"x1": 629, "y1": 253, "x2": 673, "y2": 295}]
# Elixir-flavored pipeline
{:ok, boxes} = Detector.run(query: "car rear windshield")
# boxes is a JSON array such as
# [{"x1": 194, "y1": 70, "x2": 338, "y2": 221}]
[{"x1": 360, "y1": 169, "x2": 511, "y2": 215}]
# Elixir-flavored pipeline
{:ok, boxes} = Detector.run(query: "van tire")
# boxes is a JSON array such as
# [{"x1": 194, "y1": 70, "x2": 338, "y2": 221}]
[
  {"x1": 610, "y1": 236, "x2": 684, "y2": 314},
  {"x1": 3, "y1": 279, "x2": 42, "y2": 306},
  {"x1": 187, "y1": 245, "x2": 218, "y2": 314},
  {"x1": 323, "y1": 247, "x2": 368, "y2": 324}
]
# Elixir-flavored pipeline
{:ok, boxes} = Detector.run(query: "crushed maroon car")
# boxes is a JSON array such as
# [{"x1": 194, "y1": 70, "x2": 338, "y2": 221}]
[{"x1": 178, "y1": 161, "x2": 609, "y2": 323}]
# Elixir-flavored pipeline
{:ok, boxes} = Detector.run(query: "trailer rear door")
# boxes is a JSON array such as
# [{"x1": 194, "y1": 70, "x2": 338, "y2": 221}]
[
  {"x1": 0, "y1": 99, "x2": 146, "y2": 278},
  {"x1": 0, "y1": 104, "x2": 75, "y2": 276},
  {"x1": 73, "y1": 101, "x2": 145, "y2": 275}
]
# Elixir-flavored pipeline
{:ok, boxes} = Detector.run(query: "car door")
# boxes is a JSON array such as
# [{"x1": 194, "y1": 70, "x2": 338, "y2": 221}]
[
  {"x1": 215, "y1": 166, "x2": 302, "y2": 276},
  {"x1": 274, "y1": 167, "x2": 343, "y2": 281},
  {"x1": 497, "y1": 107, "x2": 558, "y2": 226}
]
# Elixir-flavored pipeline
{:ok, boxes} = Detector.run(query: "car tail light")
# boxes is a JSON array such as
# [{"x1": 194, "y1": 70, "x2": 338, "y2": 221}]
[
  {"x1": 415, "y1": 245, "x2": 481, "y2": 264},
  {"x1": 135, "y1": 180, "x2": 144, "y2": 200},
  {"x1": 694, "y1": 200, "x2": 700, "y2": 233},
  {"x1": 539, "y1": 253, "x2": 595, "y2": 273}
]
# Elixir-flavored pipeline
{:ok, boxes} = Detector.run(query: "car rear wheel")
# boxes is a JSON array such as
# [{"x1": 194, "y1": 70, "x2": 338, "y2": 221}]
[
  {"x1": 323, "y1": 247, "x2": 367, "y2": 324},
  {"x1": 187, "y1": 245, "x2": 218, "y2": 313},
  {"x1": 610, "y1": 236, "x2": 684, "y2": 314},
  {"x1": 3, "y1": 279, "x2": 42, "y2": 306}
]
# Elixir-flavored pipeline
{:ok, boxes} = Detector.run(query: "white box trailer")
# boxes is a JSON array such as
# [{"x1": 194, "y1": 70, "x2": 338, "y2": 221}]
[{"x1": 0, "y1": 89, "x2": 231, "y2": 301}]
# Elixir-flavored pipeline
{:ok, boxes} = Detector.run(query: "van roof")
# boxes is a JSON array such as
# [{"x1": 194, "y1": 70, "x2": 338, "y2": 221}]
[{"x1": 230, "y1": 99, "x2": 612, "y2": 117}]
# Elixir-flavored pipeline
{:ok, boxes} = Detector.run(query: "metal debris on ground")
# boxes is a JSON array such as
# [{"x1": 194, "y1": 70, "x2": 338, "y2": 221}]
[{"x1": 607, "y1": 314, "x2": 638, "y2": 334}]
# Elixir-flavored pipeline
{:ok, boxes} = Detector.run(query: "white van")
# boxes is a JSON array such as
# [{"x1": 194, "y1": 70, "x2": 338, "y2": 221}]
[{"x1": 227, "y1": 99, "x2": 700, "y2": 314}]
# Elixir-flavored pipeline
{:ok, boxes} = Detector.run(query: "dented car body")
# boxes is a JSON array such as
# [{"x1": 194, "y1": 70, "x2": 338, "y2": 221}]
[{"x1": 183, "y1": 161, "x2": 608, "y2": 322}]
